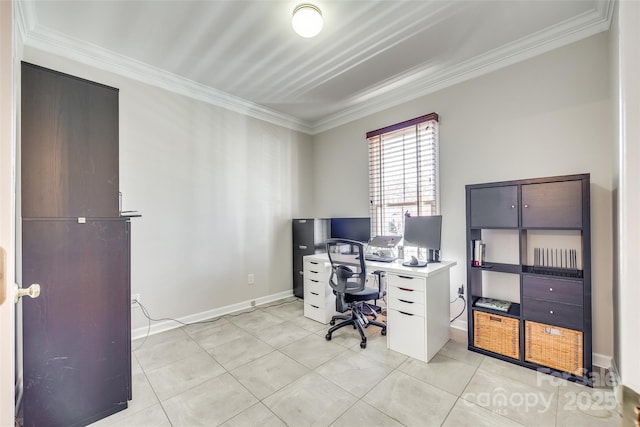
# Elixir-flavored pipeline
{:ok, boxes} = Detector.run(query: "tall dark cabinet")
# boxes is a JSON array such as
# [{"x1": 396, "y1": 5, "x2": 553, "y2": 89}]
[
  {"x1": 466, "y1": 174, "x2": 592, "y2": 385},
  {"x1": 292, "y1": 218, "x2": 330, "y2": 298},
  {"x1": 21, "y1": 63, "x2": 131, "y2": 426}
]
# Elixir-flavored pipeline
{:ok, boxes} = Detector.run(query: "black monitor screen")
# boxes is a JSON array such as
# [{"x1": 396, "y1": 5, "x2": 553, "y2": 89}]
[
  {"x1": 330, "y1": 217, "x2": 371, "y2": 242},
  {"x1": 403, "y1": 215, "x2": 442, "y2": 250}
]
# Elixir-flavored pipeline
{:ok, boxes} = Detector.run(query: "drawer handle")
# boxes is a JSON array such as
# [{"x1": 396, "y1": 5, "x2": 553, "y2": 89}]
[
  {"x1": 310, "y1": 261, "x2": 318, "y2": 265},
  {"x1": 398, "y1": 275, "x2": 414, "y2": 280},
  {"x1": 311, "y1": 292, "x2": 319, "y2": 296},
  {"x1": 549, "y1": 310, "x2": 554, "y2": 315},
  {"x1": 299, "y1": 245, "x2": 308, "y2": 250},
  {"x1": 544, "y1": 327, "x2": 561, "y2": 336},
  {"x1": 398, "y1": 299, "x2": 413, "y2": 304},
  {"x1": 399, "y1": 287, "x2": 414, "y2": 292},
  {"x1": 549, "y1": 288, "x2": 553, "y2": 292},
  {"x1": 311, "y1": 279, "x2": 318, "y2": 283},
  {"x1": 311, "y1": 304, "x2": 319, "y2": 308},
  {"x1": 310, "y1": 270, "x2": 318, "y2": 274},
  {"x1": 511, "y1": 204, "x2": 516, "y2": 209},
  {"x1": 298, "y1": 220, "x2": 307, "y2": 223},
  {"x1": 489, "y1": 316, "x2": 502, "y2": 322},
  {"x1": 524, "y1": 204, "x2": 529, "y2": 208},
  {"x1": 398, "y1": 311, "x2": 414, "y2": 316},
  {"x1": 299, "y1": 271, "x2": 304, "y2": 275}
]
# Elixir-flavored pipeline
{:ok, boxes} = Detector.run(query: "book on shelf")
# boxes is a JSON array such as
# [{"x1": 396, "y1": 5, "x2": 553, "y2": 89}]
[
  {"x1": 475, "y1": 297, "x2": 512, "y2": 312},
  {"x1": 473, "y1": 240, "x2": 485, "y2": 266}
]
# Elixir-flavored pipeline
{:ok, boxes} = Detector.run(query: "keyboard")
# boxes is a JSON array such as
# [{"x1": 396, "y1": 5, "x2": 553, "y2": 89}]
[{"x1": 364, "y1": 254, "x2": 396, "y2": 263}]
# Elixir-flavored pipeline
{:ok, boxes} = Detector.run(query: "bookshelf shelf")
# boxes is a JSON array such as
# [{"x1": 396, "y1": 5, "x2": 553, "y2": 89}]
[{"x1": 465, "y1": 174, "x2": 592, "y2": 386}]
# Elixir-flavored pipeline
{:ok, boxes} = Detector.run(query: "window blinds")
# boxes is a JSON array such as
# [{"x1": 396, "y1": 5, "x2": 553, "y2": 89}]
[{"x1": 367, "y1": 113, "x2": 439, "y2": 237}]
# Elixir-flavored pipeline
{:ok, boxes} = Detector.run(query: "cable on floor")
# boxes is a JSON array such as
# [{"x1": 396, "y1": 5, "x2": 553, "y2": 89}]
[{"x1": 132, "y1": 298, "x2": 299, "y2": 351}]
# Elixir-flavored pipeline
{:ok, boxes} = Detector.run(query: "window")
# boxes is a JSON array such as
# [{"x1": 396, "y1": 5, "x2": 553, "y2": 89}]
[{"x1": 367, "y1": 113, "x2": 439, "y2": 237}]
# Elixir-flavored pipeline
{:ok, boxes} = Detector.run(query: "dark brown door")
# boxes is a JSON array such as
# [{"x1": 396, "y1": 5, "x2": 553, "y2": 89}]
[
  {"x1": 21, "y1": 63, "x2": 130, "y2": 426},
  {"x1": 21, "y1": 220, "x2": 130, "y2": 427}
]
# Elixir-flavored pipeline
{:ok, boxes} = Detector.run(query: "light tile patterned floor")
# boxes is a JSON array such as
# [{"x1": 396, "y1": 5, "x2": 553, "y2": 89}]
[{"x1": 90, "y1": 298, "x2": 619, "y2": 427}]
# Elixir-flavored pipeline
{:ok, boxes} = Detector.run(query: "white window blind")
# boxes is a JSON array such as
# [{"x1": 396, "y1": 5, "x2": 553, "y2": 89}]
[{"x1": 367, "y1": 113, "x2": 439, "y2": 237}]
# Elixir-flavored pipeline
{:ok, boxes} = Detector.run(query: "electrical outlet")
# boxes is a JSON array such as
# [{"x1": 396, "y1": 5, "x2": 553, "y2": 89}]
[
  {"x1": 131, "y1": 293, "x2": 140, "y2": 308},
  {"x1": 250, "y1": 300, "x2": 256, "y2": 307},
  {"x1": 458, "y1": 286, "x2": 464, "y2": 296},
  {"x1": 248, "y1": 274, "x2": 255, "y2": 285}
]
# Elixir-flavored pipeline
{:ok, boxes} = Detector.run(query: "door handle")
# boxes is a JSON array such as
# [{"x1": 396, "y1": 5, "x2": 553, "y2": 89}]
[{"x1": 15, "y1": 283, "x2": 41, "y2": 304}]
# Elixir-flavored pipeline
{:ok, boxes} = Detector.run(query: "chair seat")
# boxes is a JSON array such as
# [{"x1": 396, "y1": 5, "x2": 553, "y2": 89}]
[{"x1": 344, "y1": 286, "x2": 383, "y2": 302}]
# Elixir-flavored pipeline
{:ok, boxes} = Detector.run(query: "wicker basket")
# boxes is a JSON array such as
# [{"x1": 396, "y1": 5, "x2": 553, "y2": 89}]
[
  {"x1": 525, "y1": 320, "x2": 583, "y2": 376},
  {"x1": 474, "y1": 311, "x2": 520, "y2": 359}
]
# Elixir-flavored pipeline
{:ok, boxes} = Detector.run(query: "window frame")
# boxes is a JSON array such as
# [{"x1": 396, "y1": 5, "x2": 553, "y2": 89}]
[{"x1": 366, "y1": 113, "x2": 440, "y2": 238}]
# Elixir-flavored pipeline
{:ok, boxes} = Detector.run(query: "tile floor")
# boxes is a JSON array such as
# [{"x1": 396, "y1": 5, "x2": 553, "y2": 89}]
[{"x1": 90, "y1": 298, "x2": 619, "y2": 427}]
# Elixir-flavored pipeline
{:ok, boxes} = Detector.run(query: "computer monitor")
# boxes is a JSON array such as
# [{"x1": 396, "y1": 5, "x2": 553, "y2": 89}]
[
  {"x1": 330, "y1": 217, "x2": 371, "y2": 243},
  {"x1": 402, "y1": 215, "x2": 442, "y2": 266}
]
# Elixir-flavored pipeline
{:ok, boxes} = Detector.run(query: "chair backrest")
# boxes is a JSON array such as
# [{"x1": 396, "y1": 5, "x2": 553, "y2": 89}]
[{"x1": 326, "y1": 238, "x2": 367, "y2": 295}]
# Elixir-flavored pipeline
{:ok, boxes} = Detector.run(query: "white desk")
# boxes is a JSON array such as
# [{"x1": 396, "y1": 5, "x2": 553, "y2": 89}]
[{"x1": 302, "y1": 253, "x2": 456, "y2": 362}]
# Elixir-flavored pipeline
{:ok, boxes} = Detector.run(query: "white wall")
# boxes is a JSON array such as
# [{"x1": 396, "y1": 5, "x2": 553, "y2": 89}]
[
  {"x1": 613, "y1": 0, "x2": 640, "y2": 392},
  {"x1": 22, "y1": 47, "x2": 314, "y2": 330},
  {"x1": 313, "y1": 33, "x2": 614, "y2": 358}
]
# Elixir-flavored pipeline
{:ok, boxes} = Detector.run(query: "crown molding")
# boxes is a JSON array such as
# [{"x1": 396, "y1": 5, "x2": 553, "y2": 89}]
[
  {"x1": 16, "y1": 1, "x2": 313, "y2": 134},
  {"x1": 16, "y1": 0, "x2": 613, "y2": 136},
  {"x1": 310, "y1": 1, "x2": 614, "y2": 134}
]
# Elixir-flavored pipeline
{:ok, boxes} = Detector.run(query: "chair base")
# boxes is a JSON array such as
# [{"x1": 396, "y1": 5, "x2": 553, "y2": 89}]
[{"x1": 325, "y1": 302, "x2": 387, "y2": 349}]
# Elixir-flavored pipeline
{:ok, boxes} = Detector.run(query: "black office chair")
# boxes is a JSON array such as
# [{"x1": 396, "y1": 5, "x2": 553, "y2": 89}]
[{"x1": 324, "y1": 238, "x2": 387, "y2": 349}]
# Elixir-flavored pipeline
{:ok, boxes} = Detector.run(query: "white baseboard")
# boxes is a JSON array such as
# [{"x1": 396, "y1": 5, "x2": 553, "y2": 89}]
[
  {"x1": 447, "y1": 322, "x2": 613, "y2": 370},
  {"x1": 131, "y1": 290, "x2": 294, "y2": 340}
]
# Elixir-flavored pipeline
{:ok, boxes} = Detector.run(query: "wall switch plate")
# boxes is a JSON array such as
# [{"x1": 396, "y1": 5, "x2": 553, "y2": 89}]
[{"x1": 248, "y1": 274, "x2": 255, "y2": 285}]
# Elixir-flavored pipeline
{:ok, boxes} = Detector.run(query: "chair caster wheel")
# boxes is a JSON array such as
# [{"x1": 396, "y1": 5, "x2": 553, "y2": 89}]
[
  {"x1": 325, "y1": 334, "x2": 332, "y2": 341},
  {"x1": 360, "y1": 341, "x2": 367, "y2": 349},
  {"x1": 381, "y1": 329, "x2": 387, "y2": 336},
  {"x1": 330, "y1": 320, "x2": 335, "y2": 326}
]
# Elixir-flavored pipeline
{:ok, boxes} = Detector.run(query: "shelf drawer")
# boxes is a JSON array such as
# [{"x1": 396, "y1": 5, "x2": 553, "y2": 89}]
[
  {"x1": 522, "y1": 298, "x2": 583, "y2": 330},
  {"x1": 525, "y1": 321, "x2": 583, "y2": 376},
  {"x1": 388, "y1": 308, "x2": 426, "y2": 360},
  {"x1": 523, "y1": 275, "x2": 582, "y2": 305},
  {"x1": 473, "y1": 311, "x2": 520, "y2": 359},
  {"x1": 387, "y1": 297, "x2": 424, "y2": 316},
  {"x1": 387, "y1": 274, "x2": 425, "y2": 292}
]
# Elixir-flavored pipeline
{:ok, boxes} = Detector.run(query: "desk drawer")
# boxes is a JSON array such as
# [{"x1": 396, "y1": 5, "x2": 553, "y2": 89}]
[
  {"x1": 388, "y1": 285, "x2": 424, "y2": 303},
  {"x1": 387, "y1": 274, "x2": 426, "y2": 292},
  {"x1": 303, "y1": 287, "x2": 331, "y2": 308},
  {"x1": 387, "y1": 297, "x2": 424, "y2": 316},
  {"x1": 388, "y1": 308, "x2": 426, "y2": 360},
  {"x1": 304, "y1": 260, "x2": 329, "y2": 281},
  {"x1": 523, "y1": 275, "x2": 583, "y2": 305},
  {"x1": 304, "y1": 302, "x2": 334, "y2": 324},
  {"x1": 523, "y1": 298, "x2": 583, "y2": 330},
  {"x1": 304, "y1": 278, "x2": 328, "y2": 295}
]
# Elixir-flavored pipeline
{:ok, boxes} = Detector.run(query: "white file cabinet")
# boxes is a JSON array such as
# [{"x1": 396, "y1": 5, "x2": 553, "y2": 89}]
[
  {"x1": 302, "y1": 258, "x2": 336, "y2": 323},
  {"x1": 387, "y1": 271, "x2": 450, "y2": 362}
]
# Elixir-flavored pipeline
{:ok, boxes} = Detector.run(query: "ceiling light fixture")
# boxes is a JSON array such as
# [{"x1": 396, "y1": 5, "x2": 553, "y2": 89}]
[{"x1": 291, "y1": 3, "x2": 323, "y2": 38}]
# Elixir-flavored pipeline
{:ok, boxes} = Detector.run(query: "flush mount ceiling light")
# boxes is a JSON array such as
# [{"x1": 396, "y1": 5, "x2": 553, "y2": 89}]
[{"x1": 292, "y1": 3, "x2": 323, "y2": 38}]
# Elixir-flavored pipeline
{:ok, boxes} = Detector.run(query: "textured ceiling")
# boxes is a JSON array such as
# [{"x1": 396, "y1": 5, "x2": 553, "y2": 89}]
[{"x1": 17, "y1": 0, "x2": 613, "y2": 134}]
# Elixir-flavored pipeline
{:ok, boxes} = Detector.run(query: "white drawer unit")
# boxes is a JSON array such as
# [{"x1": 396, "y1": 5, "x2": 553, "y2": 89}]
[
  {"x1": 387, "y1": 274, "x2": 427, "y2": 360},
  {"x1": 386, "y1": 272, "x2": 450, "y2": 362},
  {"x1": 302, "y1": 258, "x2": 336, "y2": 324}
]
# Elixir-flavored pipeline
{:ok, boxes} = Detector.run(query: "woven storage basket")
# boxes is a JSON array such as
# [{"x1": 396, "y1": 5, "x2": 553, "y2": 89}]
[
  {"x1": 525, "y1": 321, "x2": 583, "y2": 376},
  {"x1": 474, "y1": 311, "x2": 520, "y2": 359}
]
